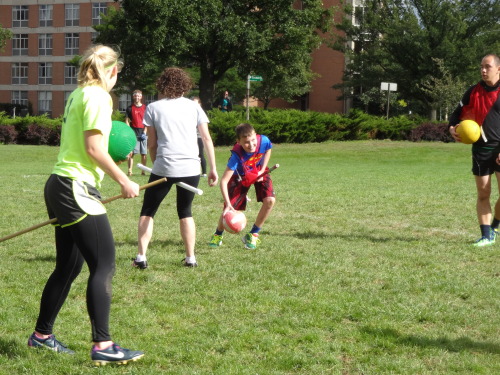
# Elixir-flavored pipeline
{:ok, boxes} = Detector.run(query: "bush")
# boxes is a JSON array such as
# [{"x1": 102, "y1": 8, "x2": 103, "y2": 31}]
[
  {"x1": 23, "y1": 124, "x2": 53, "y2": 145},
  {"x1": 0, "y1": 125, "x2": 18, "y2": 144},
  {"x1": 208, "y1": 108, "x2": 348, "y2": 145},
  {"x1": 409, "y1": 122, "x2": 452, "y2": 142},
  {"x1": 0, "y1": 109, "x2": 453, "y2": 146}
]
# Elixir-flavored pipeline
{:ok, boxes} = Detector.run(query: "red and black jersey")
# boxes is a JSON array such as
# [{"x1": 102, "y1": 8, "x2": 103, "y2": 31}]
[
  {"x1": 126, "y1": 104, "x2": 146, "y2": 129},
  {"x1": 449, "y1": 80, "x2": 500, "y2": 147}
]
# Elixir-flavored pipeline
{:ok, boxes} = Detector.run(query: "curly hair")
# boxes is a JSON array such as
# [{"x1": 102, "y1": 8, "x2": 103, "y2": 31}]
[{"x1": 156, "y1": 67, "x2": 193, "y2": 99}]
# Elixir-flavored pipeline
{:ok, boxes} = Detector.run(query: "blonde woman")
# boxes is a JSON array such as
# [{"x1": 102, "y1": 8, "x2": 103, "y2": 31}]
[{"x1": 28, "y1": 45, "x2": 144, "y2": 366}]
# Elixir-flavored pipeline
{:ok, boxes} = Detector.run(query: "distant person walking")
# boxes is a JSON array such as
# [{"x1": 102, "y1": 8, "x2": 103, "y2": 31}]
[
  {"x1": 218, "y1": 90, "x2": 232, "y2": 112},
  {"x1": 126, "y1": 90, "x2": 147, "y2": 176},
  {"x1": 192, "y1": 96, "x2": 207, "y2": 177}
]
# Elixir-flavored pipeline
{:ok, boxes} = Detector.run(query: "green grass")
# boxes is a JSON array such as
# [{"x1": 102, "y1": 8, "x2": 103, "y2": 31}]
[{"x1": 0, "y1": 141, "x2": 498, "y2": 374}]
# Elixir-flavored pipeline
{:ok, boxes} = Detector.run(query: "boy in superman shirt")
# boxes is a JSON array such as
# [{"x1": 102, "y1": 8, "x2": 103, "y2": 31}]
[{"x1": 209, "y1": 123, "x2": 276, "y2": 249}]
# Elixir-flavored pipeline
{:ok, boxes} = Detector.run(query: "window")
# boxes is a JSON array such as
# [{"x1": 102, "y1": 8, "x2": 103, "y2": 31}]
[
  {"x1": 92, "y1": 3, "x2": 108, "y2": 26},
  {"x1": 353, "y1": 0, "x2": 366, "y2": 27},
  {"x1": 39, "y1": 34, "x2": 53, "y2": 56},
  {"x1": 38, "y1": 91, "x2": 52, "y2": 115},
  {"x1": 65, "y1": 64, "x2": 77, "y2": 85},
  {"x1": 39, "y1": 63, "x2": 52, "y2": 85},
  {"x1": 39, "y1": 5, "x2": 53, "y2": 27},
  {"x1": 12, "y1": 63, "x2": 28, "y2": 85},
  {"x1": 12, "y1": 34, "x2": 28, "y2": 56},
  {"x1": 65, "y1": 4, "x2": 80, "y2": 27},
  {"x1": 119, "y1": 94, "x2": 131, "y2": 112},
  {"x1": 12, "y1": 6, "x2": 28, "y2": 28},
  {"x1": 143, "y1": 94, "x2": 157, "y2": 105},
  {"x1": 12, "y1": 91, "x2": 28, "y2": 107},
  {"x1": 64, "y1": 91, "x2": 72, "y2": 108},
  {"x1": 65, "y1": 33, "x2": 79, "y2": 55}
]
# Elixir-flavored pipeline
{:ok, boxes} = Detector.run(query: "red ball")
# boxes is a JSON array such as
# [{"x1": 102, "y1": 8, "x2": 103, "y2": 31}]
[{"x1": 223, "y1": 210, "x2": 247, "y2": 234}]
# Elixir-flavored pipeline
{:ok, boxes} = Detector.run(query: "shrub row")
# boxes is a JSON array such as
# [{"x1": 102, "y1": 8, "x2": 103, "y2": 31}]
[
  {"x1": 0, "y1": 109, "x2": 452, "y2": 146},
  {"x1": 0, "y1": 112, "x2": 61, "y2": 146},
  {"x1": 206, "y1": 108, "x2": 452, "y2": 145}
]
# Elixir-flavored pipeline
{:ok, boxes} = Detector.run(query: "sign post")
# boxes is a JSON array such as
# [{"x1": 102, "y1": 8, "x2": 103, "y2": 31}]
[
  {"x1": 381, "y1": 82, "x2": 397, "y2": 119},
  {"x1": 246, "y1": 75, "x2": 263, "y2": 120}
]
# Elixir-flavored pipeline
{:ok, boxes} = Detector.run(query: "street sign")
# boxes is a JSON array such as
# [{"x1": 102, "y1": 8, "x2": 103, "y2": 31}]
[
  {"x1": 380, "y1": 82, "x2": 398, "y2": 119},
  {"x1": 381, "y1": 82, "x2": 397, "y2": 91},
  {"x1": 249, "y1": 75, "x2": 263, "y2": 82}
]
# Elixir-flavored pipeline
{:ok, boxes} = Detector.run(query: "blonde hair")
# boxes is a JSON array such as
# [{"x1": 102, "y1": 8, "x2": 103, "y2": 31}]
[{"x1": 77, "y1": 44, "x2": 123, "y2": 90}]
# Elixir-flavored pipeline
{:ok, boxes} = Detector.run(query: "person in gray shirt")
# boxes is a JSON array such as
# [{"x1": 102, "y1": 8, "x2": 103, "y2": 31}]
[{"x1": 132, "y1": 68, "x2": 218, "y2": 269}]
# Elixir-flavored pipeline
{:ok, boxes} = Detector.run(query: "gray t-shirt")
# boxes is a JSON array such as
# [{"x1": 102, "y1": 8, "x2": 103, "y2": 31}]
[{"x1": 143, "y1": 97, "x2": 209, "y2": 177}]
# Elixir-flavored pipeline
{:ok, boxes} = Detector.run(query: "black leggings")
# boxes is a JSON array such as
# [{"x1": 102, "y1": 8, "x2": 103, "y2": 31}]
[
  {"x1": 35, "y1": 214, "x2": 115, "y2": 342},
  {"x1": 140, "y1": 174, "x2": 200, "y2": 219}
]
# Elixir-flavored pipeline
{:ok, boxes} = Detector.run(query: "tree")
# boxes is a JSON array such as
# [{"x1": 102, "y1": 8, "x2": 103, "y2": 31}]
[
  {"x1": 331, "y1": 0, "x2": 500, "y2": 118},
  {"x1": 96, "y1": 0, "x2": 331, "y2": 109},
  {"x1": 419, "y1": 58, "x2": 467, "y2": 121},
  {"x1": 0, "y1": 24, "x2": 12, "y2": 52},
  {"x1": 250, "y1": 37, "x2": 319, "y2": 109}
]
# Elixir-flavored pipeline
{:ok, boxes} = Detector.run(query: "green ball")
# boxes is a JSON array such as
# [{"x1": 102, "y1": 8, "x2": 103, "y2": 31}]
[{"x1": 108, "y1": 120, "x2": 136, "y2": 162}]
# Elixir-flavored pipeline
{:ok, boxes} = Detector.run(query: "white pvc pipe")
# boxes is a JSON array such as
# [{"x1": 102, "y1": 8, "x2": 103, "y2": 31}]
[{"x1": 136, "y1": 164, "x2": 204, "y2": 195}]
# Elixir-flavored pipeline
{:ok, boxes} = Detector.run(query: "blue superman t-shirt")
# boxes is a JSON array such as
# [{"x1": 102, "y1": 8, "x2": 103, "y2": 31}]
[{"x1": 226, "y1": 135, "x2": 272, "y2": 176}]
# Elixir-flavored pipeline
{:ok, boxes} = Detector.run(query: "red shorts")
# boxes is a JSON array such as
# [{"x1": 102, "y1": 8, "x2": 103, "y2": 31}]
[{"x1": 227, "y1": 173, "x2": 275, "y2": 211}]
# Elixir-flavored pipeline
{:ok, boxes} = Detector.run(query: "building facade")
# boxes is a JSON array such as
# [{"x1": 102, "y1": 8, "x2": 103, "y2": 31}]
[
  {"x1": 0, "y1": 0, "x2": 353, "y2": 117},
  {"x1": 0, "y1": 1, "x2": 118, "y2": 117}
]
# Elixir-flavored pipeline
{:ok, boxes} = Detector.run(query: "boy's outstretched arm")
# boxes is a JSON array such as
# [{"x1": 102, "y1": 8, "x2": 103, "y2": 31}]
[{"x1": 220, "y1": 167, "x2": 236, "y2": 215}]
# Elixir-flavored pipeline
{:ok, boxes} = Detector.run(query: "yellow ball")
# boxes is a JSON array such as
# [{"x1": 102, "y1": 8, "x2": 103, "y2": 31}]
[{"x1": 456, "y1": 120, "x2": 480, "y2": 144}]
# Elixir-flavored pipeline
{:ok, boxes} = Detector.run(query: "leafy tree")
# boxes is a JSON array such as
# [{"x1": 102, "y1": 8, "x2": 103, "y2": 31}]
[
  {"x1": 250, "y1": 43, "x2": 319, "y2": 109},
  {"x1": 96, "y1": 0, "x2": 331, "y2": 109},
  {"x1": 331, "y1": 0, "x2": 500, "y2": 118},
  {"x1": 0, "y1": 24, "x2": 12, "y2": 52},
  {"x1": 419, "y1": 58, "x2": 467, "y2": 121}
]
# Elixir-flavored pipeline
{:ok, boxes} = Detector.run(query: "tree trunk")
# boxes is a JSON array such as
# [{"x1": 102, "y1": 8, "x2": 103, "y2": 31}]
[
  {"x1": 429, "y1": 108, "x2": 437, "y2": 121},
  {"x1": 199, "y1": 61, "x2": 216, "y2": 111}
]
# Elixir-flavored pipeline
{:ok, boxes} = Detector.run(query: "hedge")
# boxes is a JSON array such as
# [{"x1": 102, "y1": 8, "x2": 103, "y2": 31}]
[{"x1": 0, "y1": 108, "x2": 452, "y2": 146}]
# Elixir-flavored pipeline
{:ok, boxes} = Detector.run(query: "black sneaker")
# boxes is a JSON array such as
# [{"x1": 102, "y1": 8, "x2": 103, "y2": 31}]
[
  {"x1": 131, "y1": 258, "x2": 148, "y2": 269},
  {"x1": 28, "y1": 333, "x2": 75, "y2": 354},
  {"x1": 91, "y1": 343, "x2": 144, "y2": 366},
  {"x1": 182, "y1": 258, "x2": 198, "y2": 267}
]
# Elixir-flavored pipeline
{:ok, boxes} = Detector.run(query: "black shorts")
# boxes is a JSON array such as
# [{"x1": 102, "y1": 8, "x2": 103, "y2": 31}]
[
  {"x1": 44, "y1": 174, "x2": 105, "y2": 227},
  {"x1": 472, "y1": 146, "x2": 500, "y2": 176}
]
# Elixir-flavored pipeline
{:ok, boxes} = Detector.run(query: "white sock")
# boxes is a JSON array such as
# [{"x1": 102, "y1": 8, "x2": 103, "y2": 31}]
[
  {"x1": 185, "y1": 256, "x2": 196, "y2": 264},
  {"x1": 136, "y1": 254, "x2": 146, "y2": 262}
]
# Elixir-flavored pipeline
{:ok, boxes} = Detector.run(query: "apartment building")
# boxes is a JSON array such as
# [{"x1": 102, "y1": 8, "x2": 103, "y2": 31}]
[
  {"x1": 0, "y1": 1, "x2": 119, "y2": 117},
  {"x1": 0, "y1": 0, "x2": 351, "y2": 117}
]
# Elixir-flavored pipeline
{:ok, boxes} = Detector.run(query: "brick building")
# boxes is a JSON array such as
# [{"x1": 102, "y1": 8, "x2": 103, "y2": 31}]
[
  {"x1": 0, "y1": 1, "x2": 119, "y2": 118},
  {"x1": 0, "y1": 0, "x2": 351, "y2": 117}
]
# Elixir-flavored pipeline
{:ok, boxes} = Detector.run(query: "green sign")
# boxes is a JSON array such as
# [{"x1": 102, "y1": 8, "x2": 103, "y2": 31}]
[{"x1": 249, "y1": 75, "x2": 263, "y2": 82}]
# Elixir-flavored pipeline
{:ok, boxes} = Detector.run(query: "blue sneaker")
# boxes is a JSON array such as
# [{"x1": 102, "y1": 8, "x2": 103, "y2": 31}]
[
  {"x1": 91, "y1": 343, "x2": 144, "y2": 366},
  {"x1": 28, "y1": 333, "x2": 75, "y2": 354}
]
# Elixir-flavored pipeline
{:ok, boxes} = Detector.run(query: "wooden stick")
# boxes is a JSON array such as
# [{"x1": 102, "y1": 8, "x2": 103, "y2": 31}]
[{"x1": 0, "y1": 178, "x2": 167, "y2": 243}]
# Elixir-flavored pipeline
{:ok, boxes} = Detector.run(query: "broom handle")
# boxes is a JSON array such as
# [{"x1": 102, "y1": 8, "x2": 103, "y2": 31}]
[{"x1": 0, "y1": 178, "x2": 167, "y2": 243}]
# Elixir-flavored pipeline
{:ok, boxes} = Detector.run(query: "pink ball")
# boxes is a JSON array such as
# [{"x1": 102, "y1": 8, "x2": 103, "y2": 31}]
[{"x1": 223, "y1": 211, "x2": 247, "y2": 234}]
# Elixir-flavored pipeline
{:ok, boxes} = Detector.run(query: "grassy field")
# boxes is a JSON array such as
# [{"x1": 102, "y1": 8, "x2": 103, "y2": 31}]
[{"x1": 0, "y1": 141, "x2": 498, "y2": 374}]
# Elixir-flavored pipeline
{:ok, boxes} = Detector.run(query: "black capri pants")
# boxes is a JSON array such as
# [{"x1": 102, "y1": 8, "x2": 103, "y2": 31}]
[{"x1": 140, "y1": 174, "x2": 200, "y2": 219}]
